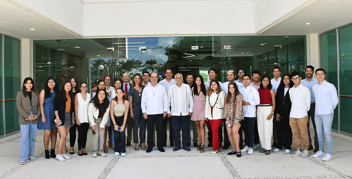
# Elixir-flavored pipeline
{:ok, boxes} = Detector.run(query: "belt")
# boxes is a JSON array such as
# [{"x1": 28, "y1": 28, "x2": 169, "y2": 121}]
[
  {"x1": 311, "y1": 103, "x2": 315, "y2": 106},
  {"x1": 258, "y1": 104, "x2": 272, "y2": 107}
]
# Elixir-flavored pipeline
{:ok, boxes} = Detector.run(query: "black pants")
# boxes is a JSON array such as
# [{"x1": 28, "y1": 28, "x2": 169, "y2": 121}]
[
  {"x1": 77, "y1": 123, "x2": 89, "y2": 150},
  {"x1": 254, "y1": 119, "x2": 260, "y2": 145},
  {"x1": 277, "y1": 111, "x2": 292, "y2": 149},
  {"x1": 239, "y1": 120, "x2": 247, "y2": 149},
  {"x1": 162, "y1": 116, "x2": 173, "y2": 145},
  {"x1": 147, "y1": 114, "x2": 163, "y2": 150},
  {"x1": 244, "y1": 117, "x2": 256, "y2": 147},
  {"x1": 70, "y1": 122, "x2": 78, "y2": 147},
  {"x1": 273, "y1": 112, "x2": 279, "y2": 146},
  {"x1": 222, "y1": 119, "x2": 230, "y2": 146},
  {"x1": 171, "y1": 116, "x2": 190, "y2": 148},
  {"x1": 132, "y1": 105, "x2": 146, "y2": 144},
  {"x1": 114, "y1": 116, "x2": 126, "y2": 153}
]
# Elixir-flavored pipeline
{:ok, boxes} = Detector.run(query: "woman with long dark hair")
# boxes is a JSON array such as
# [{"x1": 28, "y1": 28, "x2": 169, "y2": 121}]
[
  {"x1": 88, "y1": 89, "x2": 110, "y2": 158},
  {"x1": 54, "y1": 81, "x2": 74, "y2": 161},
  {"x1": 38, "y1": 77, "x2": 59, "y2": 159},
  {"x1": 129, "y1": 73, "x2": 145, "y2": 151},
  {"x1": 275, "y1": 74, "x2": 294, "y2": 154},
  {"x1": 205, "y1": 80, "x2": 225, "y2": 154},
  {"x1": 257, "y1": 75, "x2": 276, "y2": 155},
  {"x1": 191, "y1": 75, "x2": 207, "y2": 153},
  {"x1": 16, "y1": 77, "x2": 40, "y2": 165},
  {"x1": 111, "y1": 88, "x2": 129, "y2": 156},
  {"x1": 69, "y1": 77, "x2": 79, "y2": 154},
  {"x1": 75, "y1": 82, "x2": 91, "y2": 156},
  {"x1": 224, "y1": 82, "x2": 243, "y2": 157}
]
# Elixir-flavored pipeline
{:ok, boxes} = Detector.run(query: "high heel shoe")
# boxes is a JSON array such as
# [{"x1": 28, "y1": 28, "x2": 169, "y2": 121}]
[
  {"x1": 50, "y1": 149, "x2": 56, "y2": 158},
  {"x1": 200, "y1": 145, "x2": 205, "y2": 153},
  {"x1": 45, "y1": 150, "x2": 50, "y2": 159}
]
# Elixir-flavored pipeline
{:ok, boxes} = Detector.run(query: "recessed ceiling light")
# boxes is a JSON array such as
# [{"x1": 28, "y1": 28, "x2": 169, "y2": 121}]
[
  {"x1": 241, "y1": 53, "x2": 244, "y2": 54},
  {"x1": 97, "y1": 55, "x2": 100, "y2": 57},
  {"x1": 261, "y1": 44, "x2": 265, "y2": 46},
  {"x1": 47, "y1": 62, "x2": 51, "y2": 64},
  {"x1": 306, "y1": 23, "x2": 310, "y2": 25},
  {"x1": 74, "y1": 46, "x2": 80, "y2": 49},
  {"x1": 30, "y1": 28, "x2": 35, "y2": 31}
]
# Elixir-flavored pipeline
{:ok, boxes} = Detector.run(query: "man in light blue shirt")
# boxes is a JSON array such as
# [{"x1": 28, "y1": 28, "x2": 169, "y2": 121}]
[
  {"x1": 301, "y1": 65, "x2": 319, "y2": 152},
  {"x1": 312, "y1": 68, "x2": 338, "y2": 162}
]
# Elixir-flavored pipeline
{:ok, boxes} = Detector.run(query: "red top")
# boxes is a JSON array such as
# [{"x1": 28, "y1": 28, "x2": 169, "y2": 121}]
[{"x1": 258, "y1": 87, "x2": 272, "y2": 105}]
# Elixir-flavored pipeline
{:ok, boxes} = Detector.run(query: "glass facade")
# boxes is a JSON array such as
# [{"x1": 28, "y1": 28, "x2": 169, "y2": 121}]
[
  {"x1": 34, "y1": 36, "x2": 306, "y2": 92},
  {"x1": 320, "y1": 23, "x2": 352, "y2": 134},
  {"x1": 0, "y1": 34, "x2": 21, "y2": 137}
]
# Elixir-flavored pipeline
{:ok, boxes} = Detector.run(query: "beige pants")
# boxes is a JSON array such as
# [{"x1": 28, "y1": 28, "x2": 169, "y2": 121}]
[
  {"x1": 290, "y1": 116, "x2": 309, "y2": 150},
  {"x1": 92, "y1": 122, "x2": 105, "y2": 154}
]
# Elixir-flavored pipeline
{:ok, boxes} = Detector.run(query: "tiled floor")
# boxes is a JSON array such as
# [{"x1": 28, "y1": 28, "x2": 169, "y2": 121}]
[{"x1": 1, "y1": 129, "x2": 351, "y2": 179}]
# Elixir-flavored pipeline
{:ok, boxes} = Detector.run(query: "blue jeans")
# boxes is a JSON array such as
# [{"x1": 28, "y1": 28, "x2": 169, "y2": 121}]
[
  {"x1": 315, "y1": 113, "x2": 334, "y2": 155},
  {"x1": 20, "y1": 122, "x2": 37, "y2": 161}
]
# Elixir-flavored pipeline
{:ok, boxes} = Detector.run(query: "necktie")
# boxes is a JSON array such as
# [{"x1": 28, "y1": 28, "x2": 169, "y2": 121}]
[{"x1": 125, "y1": 84, "x2": 129, "y2": 100}]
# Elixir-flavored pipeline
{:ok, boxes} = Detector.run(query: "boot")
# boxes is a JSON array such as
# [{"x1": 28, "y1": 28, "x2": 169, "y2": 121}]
[
  {"x1": 50, "y1": 149, "x2": 56, "y2": 158},
  {"x1": 45, "y1": 150, "x2": 50, "y2": 159}
]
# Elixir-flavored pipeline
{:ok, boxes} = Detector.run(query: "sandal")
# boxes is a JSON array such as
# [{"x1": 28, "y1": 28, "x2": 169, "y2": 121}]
[
  {"x1": 135, "y1": 144, "x2": 140, "y2": 151},
  {"x1": 78, "y1": 150, "x2": 83, "y2": 156},
  {"x1": 69, "y1": 147, "x2": 75, "y2": 155},
  {"x1": 82, "y1": 149, "x2": 88, "y2": 155},
  {"x1": 104, "y1": 146, "x2": 108, "y2": 153},
  {"x1": 141, "y1": 143, "x2": 146, "y2": 151},
  {"x1": 200, "y1": 145, "x2": 205, "y2": 153}
]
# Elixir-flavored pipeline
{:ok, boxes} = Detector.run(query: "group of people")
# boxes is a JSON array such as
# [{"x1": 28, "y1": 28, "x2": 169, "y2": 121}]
[{"x1": 16, "y1": 65, "x2": 338, "y2": 165}]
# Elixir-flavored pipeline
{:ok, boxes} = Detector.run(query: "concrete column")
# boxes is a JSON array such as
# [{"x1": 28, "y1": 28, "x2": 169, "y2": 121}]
[
  {"x1": 306, "y1": 34, "x2": 320, "y2": 69},
  {"x1": 21, "y1": 39, "x2": 33, "y2": 80}
]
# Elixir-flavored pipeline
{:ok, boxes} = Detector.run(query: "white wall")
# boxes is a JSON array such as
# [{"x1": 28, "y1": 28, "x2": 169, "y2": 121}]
[
  {"x1": 83, "y1": 1, "x2": 255, "y2": 37},
  {"x1": 12, "y1": 0, "x2": 84, "y2": 35},
  {"x1": 306, "y1": 33, "x2": 320, "y2": 70},
  {"x1": 253, "y1": 0, "x2": 311, "y2": 32},
  {"x1": 20, "y1": 39, "x2": 33, "y2": 81}
]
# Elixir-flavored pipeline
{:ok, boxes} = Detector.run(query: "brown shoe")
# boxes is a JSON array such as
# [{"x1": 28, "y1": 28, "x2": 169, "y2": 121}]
[
  {"x1": 314, "y1": 146, "x2": 319, "y2": 153},
  {"x1": 104, "y1": 146, "x2": 108, "y2": 153}
]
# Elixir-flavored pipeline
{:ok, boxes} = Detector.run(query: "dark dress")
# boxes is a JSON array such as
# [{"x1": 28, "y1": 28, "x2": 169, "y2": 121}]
[
  {"x1": 38, "y1": 91, "x2": 57, "y2": 130},
  {"x1": 129, "y1": 86, "x2": 146, "y2": 144}
]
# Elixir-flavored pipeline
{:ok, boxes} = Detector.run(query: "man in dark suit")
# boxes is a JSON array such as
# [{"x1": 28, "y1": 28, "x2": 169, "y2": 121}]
[{"x1": 122, "y1": 72, "x2": 133, "y2": 146}]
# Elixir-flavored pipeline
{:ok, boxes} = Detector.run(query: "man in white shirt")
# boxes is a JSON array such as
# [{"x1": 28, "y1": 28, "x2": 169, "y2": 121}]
[
  {"x1": 271, "y1": 67, "x2": 281, "y2": 151},
  {"x1": 186, "y1": 73, "x2": 198, "y2": 147},
  {"x1": 249, "y1": 70, "x2": 261, "y2": 148},
  {"x1": 301, "y1": 65, "x2": 319, "y2": 152},
  {"x1": 289, "y1": 71, "x2": 311, "y2": 158},
  {"x1": 142, "y1": 72, "x2": 168, "y2": 153},
  {"x1": 221, "y1": 70, "x2": 244, "y2": 149},
  {"x1": 312, "y1": 68, "x2": 338, "y2": 162},
  {"x1": 204, "y1": 68, "x2": 224, "y2": 147},
  {"x1": 142, "y1": 71, "x2": 151, "y2": 87},
  {"x1": 239, "y1": 75, "x2": 260, "y2": 155},
  {"x1": 158, "y1": 68, "x2": 175, "y2": 147},
  {"x1": 168, "y1": 73, "x2": 193, "y2": 151},
  {"x1": 236, "y1": 68, "x2": 246, "y2": 84},
  {"x1": 122, "y1": 72, "x2": 133, "y2": 146}
]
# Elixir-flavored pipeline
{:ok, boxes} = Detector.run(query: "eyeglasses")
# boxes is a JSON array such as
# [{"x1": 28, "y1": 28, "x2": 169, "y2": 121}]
[
  {"x1": 81, "y1": 86, "x2": 87, "y2": 88},
  {"x1": 292, "y1": 77, "x2": 300, "y2": 80},
  {"x1": 283, "y1": 79, "x2": 290, "y2": 81},
  {"x1": 105, "y1": 79, "x2": 110, "y2": 82},
  {"x1": 253, "y1": 74, "x2": 259, "y2": 77},
  {"x1": 238, "y1": 72, "x2": 244, "y2": 74},
  {"x1": 209, "y1": 72, "x2": 215, "y2": 75},
  {"x1": 48, "y1": 82, "x2": 55, "y2": 85}
]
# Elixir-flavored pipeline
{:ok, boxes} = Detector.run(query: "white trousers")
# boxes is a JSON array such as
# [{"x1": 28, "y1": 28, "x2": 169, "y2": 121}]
[{"x1": 257, "y1": 106, "x2": 273, "y2": 150}]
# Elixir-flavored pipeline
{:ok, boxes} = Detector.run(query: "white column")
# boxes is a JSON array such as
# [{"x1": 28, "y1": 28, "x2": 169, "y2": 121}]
[
  {"x1": 21, "y1": 39, "x2": 33, "y2": 80},
  {"x1": 306, "y1": 34, "x2": 320, "y2": 69}
]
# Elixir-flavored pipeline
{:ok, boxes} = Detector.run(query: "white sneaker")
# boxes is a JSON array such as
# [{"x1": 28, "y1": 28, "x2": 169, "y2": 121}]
[
  {"x1": 292, "y1": 150, "x2": 302, "y2": 157},
  {"x1": 114, "y1": 152, "x2": 120, "y2": 156},
  {"x1": 211, "y1": 150, "x2": 218, "y2": 154},
  {"x1": 273, "y1": 148, "x2": 281, "y2": 153},
  {"x1": 92, "y1": 152, "x2": 97, "y2": 158},
  {"x1": 241, "y1": 146, "x2": 249, "y2": 152},
  {"x1": 62, "y1": 154, "x2": 71, "y2": 159},
  {"x1": 253, "y1": 144, "x2": 259, "y2": 150},
  {"x1": 285, "y1": 149, "x2": 291, "y2": 154},
  {"x1": 302, "y1": 149, "x2": 309, "y2": 158},
  {"x1": 20, "y1": 161, "x2": 26, "y2": 165},
  {"x1": 248, "y1": 147, "x2": 254, "y2": 155},
  {"x1": 121, "y1": 153, "x2": 126, "y2": 157},
  {"x1": 322, "y1": 153, "x2": 332, "y2": 162},
  {"x1": 56, "y1": 154, "x2": 65, "y2": 161},
  {"x1": 100, "y1": 153, "x2": 107, "y2": 157},
  {"x1": 313, "y1": 151, "x2": 324, "y2": 158}
]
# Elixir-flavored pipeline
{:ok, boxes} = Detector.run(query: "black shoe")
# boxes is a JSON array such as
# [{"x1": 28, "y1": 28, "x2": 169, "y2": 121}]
[
  {"x1": 308, "y1": 145, "x2": 313, "y2": 150},
  {"x1": 265, "y1": 150, "x2": 271, "y2": 155},
  {"x1": 78, "y1": 150, "x2": 83, "y2": 156},
  {"x1": 227, "y1": 151, "x2": 237, "y2": 155},
  {"x1": 236, "y1": 152, "x2": 242, "y2": 158},
  {"x1": 194, "y1": 143, "x2": 198, "y2": 148},
  {"x1": 146, "y1": 148, "x2": 152, "y2": 153},
  {"x1": 159, "y1": 148, "x2": 165, "y2": 152},
  {"x1": 83, "y1": 152, "x2": 88, "y2": 156},
  {"x1": 208, "y1": 143, "x2": 212, "y2": 147},
  {"x1": 259, "y1": 149, "x2": 266, "y2": 153},
  {"x1": 170, "y1": 142, "x2": 174, "y2": 147},
  {"x1": 183, "y1": 146, "x2": 191, "y2": 151},
  {"x1": 45, "y1": 150, "x2": 50, "y2": 159},
  {"x1": 50, "y1": 149, "x2": 56, "y2": 158},
  {"x1": 127, "y1": 142, "x2": 131, "y2": 146},
  {"x1": 223, "y1": 144, "x2": 230, "y2": 149}
]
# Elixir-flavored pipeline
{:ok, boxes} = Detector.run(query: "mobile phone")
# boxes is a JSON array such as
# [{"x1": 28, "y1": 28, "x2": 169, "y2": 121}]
[
  {"x1": 227, "y1": 124, "x2": 232, "y2": 128},
  {"x1": 92, "y1": 130, "x2": 96, "y2": 135},
  {"x1": 118, "y1": 127, "x2": 121, "y2": 131}
]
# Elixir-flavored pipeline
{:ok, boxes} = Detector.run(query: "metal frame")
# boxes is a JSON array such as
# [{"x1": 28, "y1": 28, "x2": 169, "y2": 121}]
[
  {"x1": 2, "y1": 34, "x2": 5, "y2": 137},
  {"x1": 336, "y1": 28, "x2": 341, "y2": 134}
]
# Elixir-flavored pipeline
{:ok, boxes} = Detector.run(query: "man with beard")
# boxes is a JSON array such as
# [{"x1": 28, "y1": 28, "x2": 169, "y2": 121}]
[{"x1": 300, "y1": 65, "x2": 319, "y2": 152}]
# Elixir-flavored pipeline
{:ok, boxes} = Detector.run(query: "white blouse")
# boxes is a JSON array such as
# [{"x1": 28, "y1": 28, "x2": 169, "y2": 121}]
[{"x1": 77, "y1": 93, "x2": 91, "y2": 123}]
